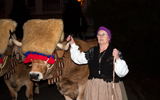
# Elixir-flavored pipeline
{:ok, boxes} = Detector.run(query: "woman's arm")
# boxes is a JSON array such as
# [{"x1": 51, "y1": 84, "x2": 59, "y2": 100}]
[
  {"x1": 115, "y1": 59, "x2": 129, "y2": 77},
  {"x1": 66, "y1": 35, "x2": 88, "y2": 64},
  {"x1": 112, "y1": 48, "x2": 129, "y2": 77},
  {"x1": 70, "y1": 43, "x2": 88, "y2": 64}
]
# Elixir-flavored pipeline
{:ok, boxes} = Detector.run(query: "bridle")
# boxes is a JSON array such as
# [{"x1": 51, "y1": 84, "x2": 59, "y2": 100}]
[
  {"x1": 29, "y1": 58, "x2": 55, "y2": 74},
  {"x1": 27, "y1": 47, "x2": 67, "y2": 84}
]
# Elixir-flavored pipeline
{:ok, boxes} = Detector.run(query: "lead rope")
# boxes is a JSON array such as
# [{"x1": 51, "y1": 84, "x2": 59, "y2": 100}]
[{"x1": 112, "y1": 57, "x2": 115, "y2": 100}]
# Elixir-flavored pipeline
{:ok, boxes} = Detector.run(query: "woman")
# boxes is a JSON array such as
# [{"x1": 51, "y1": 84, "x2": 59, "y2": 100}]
[{"x1": 66, "y1": 26, "x2": 129, "y2": 100}]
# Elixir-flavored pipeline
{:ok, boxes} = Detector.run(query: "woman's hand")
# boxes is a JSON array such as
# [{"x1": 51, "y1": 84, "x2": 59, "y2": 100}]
[
  {"x1": 112, "y1": 48, "x2": 120, "y2": 60},
  {"x1": 66, "y1": 35, "x2": 75, "y2": 45}
]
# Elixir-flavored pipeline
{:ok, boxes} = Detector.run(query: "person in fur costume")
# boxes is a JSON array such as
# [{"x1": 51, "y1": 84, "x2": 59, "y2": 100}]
[{"x1": 66, "y1": 26, "x2": 129, "y2": 100}]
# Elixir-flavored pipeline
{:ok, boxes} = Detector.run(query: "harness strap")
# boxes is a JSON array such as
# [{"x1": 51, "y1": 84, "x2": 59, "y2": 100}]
[
  {"x1": 48, "y1": 49, "x2": 66, "y2": 85},
  {"x1": 1, "y1": 45, "x2": 19, "y2": 80},
  {"x1": 0, "y1": 55, "x2": 16, "y2": 80}
]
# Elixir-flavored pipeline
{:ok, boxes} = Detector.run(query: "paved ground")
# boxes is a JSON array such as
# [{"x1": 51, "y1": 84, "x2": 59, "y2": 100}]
[
  {"x1": 123, "y1": 78, "x2": 146, "y2": 100},
  {"x1": 0, "y1": 77, "x2": 146, "y2": 100}
]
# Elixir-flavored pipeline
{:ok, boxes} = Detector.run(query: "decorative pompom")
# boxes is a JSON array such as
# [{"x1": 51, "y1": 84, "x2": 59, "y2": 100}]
[
  {"x1": 0, "y1": 54, "x2": 3, "y2": 63},
  {"x1": 0, "y1": 58, "x2": 3, "y2": 63},
  {"x1": 23, "y1": 52, "x2": 55, "y2": 64}
]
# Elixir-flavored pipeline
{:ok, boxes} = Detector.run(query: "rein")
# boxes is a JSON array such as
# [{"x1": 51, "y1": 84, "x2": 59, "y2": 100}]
[{"x1": 48, "y1": 48, "x2": 66, "y2": 85}]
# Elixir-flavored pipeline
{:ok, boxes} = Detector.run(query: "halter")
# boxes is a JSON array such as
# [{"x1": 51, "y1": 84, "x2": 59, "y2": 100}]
[
  {"x1": 29, "y1": 58, "x2": 55, "y2": 74},
  {"x1": 24, "y1": 49, "x2": 66, "y2": 84}
]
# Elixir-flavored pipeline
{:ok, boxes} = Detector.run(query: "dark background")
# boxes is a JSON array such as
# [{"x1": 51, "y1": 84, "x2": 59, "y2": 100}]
[
  {"x1": 86, "y1": 1, "x2": 160, "y2": 99},
  {"x1": 0, "y1": 0, "x2": 160, "y2": 99}
]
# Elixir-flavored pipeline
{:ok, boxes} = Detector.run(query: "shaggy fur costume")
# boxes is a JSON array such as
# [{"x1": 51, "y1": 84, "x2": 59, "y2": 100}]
[
  {"x1": 0, "y1": 19, "x2": 17, "y2": 54},
  {"x1": 22, "y1": 18, "x2": 64, "y2": 55}
]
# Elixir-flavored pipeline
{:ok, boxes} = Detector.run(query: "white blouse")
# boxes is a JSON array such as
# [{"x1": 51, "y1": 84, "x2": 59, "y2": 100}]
[{"x1": 70, "y1": 43, "x2": 129, "y2": 77}]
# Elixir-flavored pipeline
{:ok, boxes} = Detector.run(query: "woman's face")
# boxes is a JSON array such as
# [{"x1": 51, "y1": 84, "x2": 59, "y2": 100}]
[{"x1": 97, "y1": 30, "x2": 110, "y2": 45}]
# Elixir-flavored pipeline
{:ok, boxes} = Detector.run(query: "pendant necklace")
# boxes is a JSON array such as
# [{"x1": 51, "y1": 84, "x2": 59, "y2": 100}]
[{"x1": 98, "y1": 50, "x2": 106, "y2": 74}]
